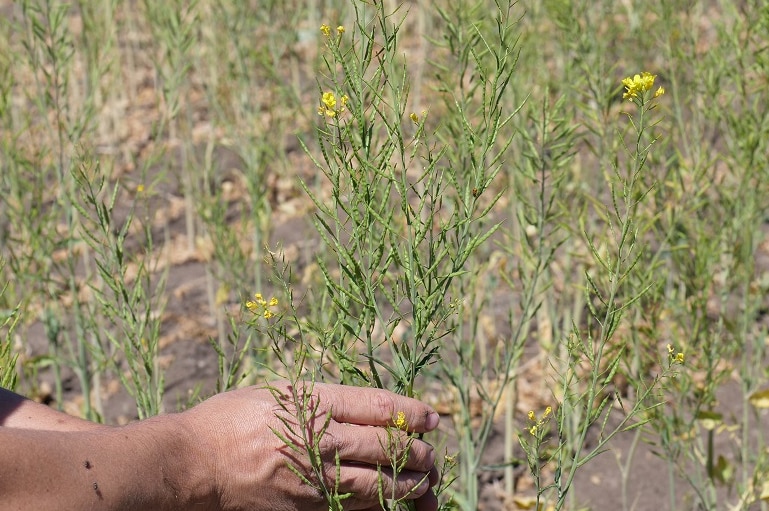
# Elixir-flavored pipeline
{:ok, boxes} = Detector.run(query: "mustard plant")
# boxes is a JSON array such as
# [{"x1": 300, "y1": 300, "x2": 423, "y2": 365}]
[
  {"x1": 247, "y1": 1, "x2": 521, "y2": 508},
  {"x1": 72, "y1": 157, "x2": 168, "y2": 419},
  {"x1": 12, "y1": 0, "x2": 111, "y2": 418},
  {"x1": 638, "y1": 2, "x2": 769, "y2": 508},
  {"x1": 299, "y1": 2, "x2": 505, "y2": 398},
  {"x1": 0, "y1": 270, "x2": 20, "y2": 391},
  {"x1": 518, "y1": 73, "x2": 668, "y2": 511}
]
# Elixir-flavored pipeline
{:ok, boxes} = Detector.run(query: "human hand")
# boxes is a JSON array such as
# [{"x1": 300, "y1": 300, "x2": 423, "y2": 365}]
[{"x1": 179, "y1": 381, "x2": 441, "y2": 511}]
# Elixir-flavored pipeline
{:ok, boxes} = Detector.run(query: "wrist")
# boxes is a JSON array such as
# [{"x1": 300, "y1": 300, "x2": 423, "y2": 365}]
[{"x1": 133, "y1": 412, "x2": 217, "y2": 510}]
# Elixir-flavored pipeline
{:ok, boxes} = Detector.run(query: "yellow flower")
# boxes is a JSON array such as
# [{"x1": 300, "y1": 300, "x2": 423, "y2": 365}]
[
  {"x1": 336, "y1": 25, "x2": 345, "y2": 34},
  {"x1": 318, "y1": 106, "x2": 335, "y2": 117},
  {"x1": 246, "y1": 292, "x2": 278, "y2": 317},
  {"x1": 394, "y1": 411, "x2": 407, "y2": 429},
  {"x1": 318, "y1": 94, "x2": 336, "y2": 117},
  {"x1": 322, "y1": 92, "x2": 337, "y2": 109},
  {"x1": 529, "y1": 425, "x2": 538, "y2": 436},
  {"x1": 137, "y1": 184, "x2": 145, "y2": 193},
  {"x1": 318, "y1": 92, "x2": 348, "y2": 118},
  {"x1": 639, "y1": 72, "x2": 655, "y2": 90},
  {"x1": 621, "y1": 77, "x2": 637, "y2": 99},
  {"x1": 544, "y1": 406, "x2": 552, "y2": 418},
  {"x1": 320, "y1": 24, "x2": 331, "y2": 37},
  {"x1": 410, "y1": 112, "x2": 419, "y2": 124},
  {"x1": 667, "y1": 344, "x2": 684, "y2": 365},
  {"x1": 654, "y1": 86, "x2": 665, "y2": 98},
  {"x1": 622, "y1": 72, "x2": 657, "y2": 100},
  {"x1": 527, "y1": 410, "x2": 535, "y2": 421}
]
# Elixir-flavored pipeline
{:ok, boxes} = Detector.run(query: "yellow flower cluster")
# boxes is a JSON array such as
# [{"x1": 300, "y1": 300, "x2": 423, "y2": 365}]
[
  {"x1": 667, "y1": 344, "x2": 685, "y2": 365},
  {"x1": 246, "y1": 293, "x2": 278, "y2": 319},
  {"x1": 320, "y1": 24, "x2": 345, "y2": 37},
  {"x1": 394, "y1": 411, "x2": 408, "y2": 430},
  {"x1": 527, "y1": 406, "x2": 553, "y2": 436},
  {"x1": 409, "y1": 110, "x2": 428, "y2": 124},
  {"x1": 622, "y1": 72, "x2": 665, "y2": 101},
  {"x1": 318, "y1": 91, "x2": 349, "y2": 118}
]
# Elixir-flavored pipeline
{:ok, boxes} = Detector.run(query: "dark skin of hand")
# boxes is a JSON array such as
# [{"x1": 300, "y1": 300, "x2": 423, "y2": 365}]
[{"x1": 0, "y1": 382, "x2": 440, "y2": 511}]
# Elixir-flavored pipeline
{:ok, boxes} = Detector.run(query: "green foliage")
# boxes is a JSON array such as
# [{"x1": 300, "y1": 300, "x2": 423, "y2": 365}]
[
  {"x1": 2, "y1": 0, "x2": 769, "y2": 510},
  {"x1": 0, "y1": 266, "x2": 20, "y2": 391}
]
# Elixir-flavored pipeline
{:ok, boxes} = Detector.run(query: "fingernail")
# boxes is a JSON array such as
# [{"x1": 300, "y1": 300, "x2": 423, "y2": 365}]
[{"x1": 425, "y1": 412, "x2": 440, "y2": 430}]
